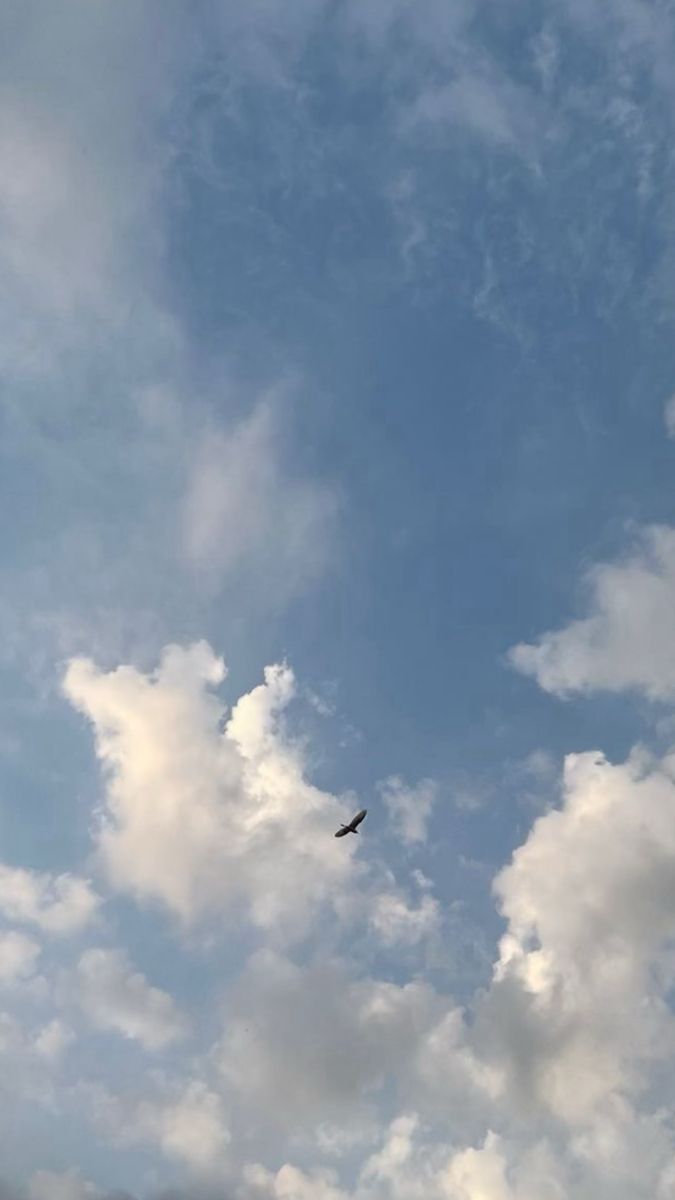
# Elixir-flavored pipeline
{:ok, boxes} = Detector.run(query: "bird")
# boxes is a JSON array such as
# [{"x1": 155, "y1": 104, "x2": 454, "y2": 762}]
[{"x1": 335, "y1": 808, "x2": 367, "y2": 837}]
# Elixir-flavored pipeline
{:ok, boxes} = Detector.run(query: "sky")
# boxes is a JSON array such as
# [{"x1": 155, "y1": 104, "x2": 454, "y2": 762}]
[{"x1": 3, "y1": 0, "x2": 675, "y2": 1196}]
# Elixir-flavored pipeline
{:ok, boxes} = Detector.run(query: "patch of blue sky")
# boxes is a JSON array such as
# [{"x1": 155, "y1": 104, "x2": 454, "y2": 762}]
[{"x1": 159, "y1": 3, "x2": 675, "y2": 803}]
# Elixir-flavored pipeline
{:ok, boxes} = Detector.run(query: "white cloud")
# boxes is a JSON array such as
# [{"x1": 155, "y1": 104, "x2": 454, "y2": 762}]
[
  {"x1": 73, "y1": 948, "x2": 187, "y2": 1051},
  {"x1": 244, "y1": 1161, "x2": 348, "y2": 1200},
  {"x1": 33, "y1": 1018, "x2": 74, "y2": 1063},
  {"x1": 0, "y1": 931, "x2": 40, "y2": 985},
  {"x1": 135, "y1": 1080, "x2": 230, "y2": 1172},
  {"x1": 37, "y1": 643, "x2": 675, "y2": 1197},
  {"x1": 488, "y1": 746, "x2": 675, "y2": 1124},
  {"x1": 509, "y1": 525, "x2": 675, "y2": 699},
  {"x1": 228, "y1": 737, "x2": 675, "y2": 1196},
  {"x1": 181, "y1": 399, "x2": 337, "y2": 601},
  {"x1": 218, "y1": 950, "x2": 443, "y2": 1133},
  {"x1": 0, "y1": 2, "x2": 186, "y2": 376},
  {"x1": 379, "y1": 777, "x2": 437, "y2": 845},
  {"x1": 369, "y1": 891, "x2": 440, "y2": 946},
  {"x1": 246, "y1": 1122, "x2": 567, "y2": 1200},
  {"x1": 0, "y1": 865, "x2": 99, "y2": 935},
  {"x1": 28, "y1": 1171, "x2": 100, "y2": 1200},
  {"x1": 85, "y1": 1077, "x2": 230, "y2": 1174},
  {"x1": 407, "y1": 77, "x2": 519, "y2": 146},
  {"x1": 63, "y1": 642, "x2": 356, "y2": 936},
  {"x1": 438, "y1": 1132, "x2": 566, "y2": 1200}
]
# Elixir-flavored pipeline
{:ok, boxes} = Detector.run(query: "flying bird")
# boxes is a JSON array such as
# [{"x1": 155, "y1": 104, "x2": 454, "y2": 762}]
[{"x1": 335, "y1": 808, "x2": 367, "y2": 838}]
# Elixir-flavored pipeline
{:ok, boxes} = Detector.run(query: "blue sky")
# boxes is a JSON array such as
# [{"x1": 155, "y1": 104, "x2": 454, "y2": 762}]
[{"x1": 3, "y1": 2, "x2": 675, "y2": 1197}]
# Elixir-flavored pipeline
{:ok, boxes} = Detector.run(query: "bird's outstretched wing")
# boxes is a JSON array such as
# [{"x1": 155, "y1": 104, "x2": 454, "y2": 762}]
[{"x1": 334, "y1": 809, "x2": 367, "y2": 837}]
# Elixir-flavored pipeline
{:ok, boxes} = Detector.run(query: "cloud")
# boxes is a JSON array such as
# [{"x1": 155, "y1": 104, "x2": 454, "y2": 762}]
[
  {"x1": 379, "y1": 777, "x2": 436, "y2": 845},
  {"x1": 0, "y1": 931, "x2": 40, "y2": 985},
  {"x1": 509, "y1": 525, "x2": 675, "y2": 699},
  {"x1": 72, "y1": 948, "x2": 187, "y2": 1051},
  {"x1": 487, "y1": 746, "x2": 675, "y2": 1124},
  {"x1": 243, "y1": 1161, "x2": 347, "y2": 1200},
  {"x1": 33, "y1": 1018, "x2": 74, "y2": 1063},
  {"x1": 181, "y1": 399, "x2": 338, "y2": 602},
  {"x1": 28, "y1": 1171, "x2": 101, "y2": 1200},
  {"x1": 244, "y1": 1120, "x2": 567, "y2": 1200},
  {"x1": 85, "y1": 1079, "x2": 230, "y2": 1176},
  {"x1": 217, "y1": 950, "x2": 443, "y2": 1134},
  {"x1": 0, "y1": 1, "x2": 188, "y2": 371},
  {"x1": 405, "y1": 74, "x2": 535, "y2": 149},
  {"x1": 134, "y1": 1081, "x2": 230, "y2": 1173},
  {"x1": 224, "y1": 737, "x2": 675, "y2": 1196},
  {"x1": 369, "y1": 891, "x2": 440, "y2": 947},
  {"x1": 0, "y1": 865, "x2": 99, "y2": 935},
  {"x1": 63, "y1": 642, "x2": 356, "y2": 936}
]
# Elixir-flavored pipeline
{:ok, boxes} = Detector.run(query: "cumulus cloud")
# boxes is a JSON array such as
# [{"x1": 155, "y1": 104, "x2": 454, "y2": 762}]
[
  {"x1": 486, "y1": 746, "x2": 675, "y2": 1124},
  {"x1": 0, "y1": 931, "x2": 40, "y2": 985},
  {"x1": 379, "y1": 777, "x2": 437, "y2": 845},
  {"x1": 85, "y1": 1078, "x2": 229, "y2": 1175},
  {"x1": 229, "y1": 737, "x2": 675, "y2": 1196},
  {"x1": 0, "y1": 865, "x2": 99, "y2": 935},
  {"x1": 72, "y1": 949, "x2": 187, "y2": 1051},
  {"x1": 509, "y1": 525, "x2": 675, "y2": 699},
  {"x1": 369, "y1": 890, "x2": 440, "y2": 947},
  {"x1": 33, "y1": 1018, "x2": 74, "y2": 1063},
  {"x1": 217, "y1": 950, "x2": 443, "y2": 1134},
  {"x1": 134, "y1": 1081, "x2": 230, "y2": 1173},
  {"x1": 63, "y1": 642, "x2": 356, "y2": 936},
  {"x1": 27, "y1": 1171, "x2": 101, "y2": 1200},
  {"x1": 244, "y1": 1120, "x2": 567, "y2": 1200}
]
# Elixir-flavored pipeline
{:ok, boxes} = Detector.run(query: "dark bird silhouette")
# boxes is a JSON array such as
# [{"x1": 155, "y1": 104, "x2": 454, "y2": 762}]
[{"x1": 335, "y1": 808, "x2": 367, "y2": 838}]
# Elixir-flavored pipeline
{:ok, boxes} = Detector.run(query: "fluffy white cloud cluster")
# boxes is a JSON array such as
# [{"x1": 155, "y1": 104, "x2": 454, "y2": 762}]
[
  {"x1": 509, "y1": 525, "x2": 675, "y2": 699},
  {"x1": 63, "y1": 642, "x2": 356, "y2": 937},
  {"x1": 228, "y1": 742, "x2": 675, "y2": 1198},
  {"x1": 55, "y1": 638, "x2": 675, "y2": 1197},
  {"x1": 72, "y1": 948, "x2": 187, "y2": 1051},
  {"x1": 0, "y1": 931, "x2": 40, "y2": 986},
  {"x1": 243, "y1": 1120, "x2": 568, "y2": 1200},
  {"x1": 368, "y1": 890, "x2": 440, "y2": 946},
  {"x1": 82, "y1": 1076, "x2": 230, "y2": 1176},
  {"x1": 490, "y1": 747, "x2": 675, "y2": 1123},
  {"x1": 218, "y1": 950, "x2": 445, "y2": 1135},
  {"x1": 27, "y1": 1170, "x2": 100, "y2": 1200},
  {"x1": 0, "y1": 865, "x2": 98, "y2": 935}
]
